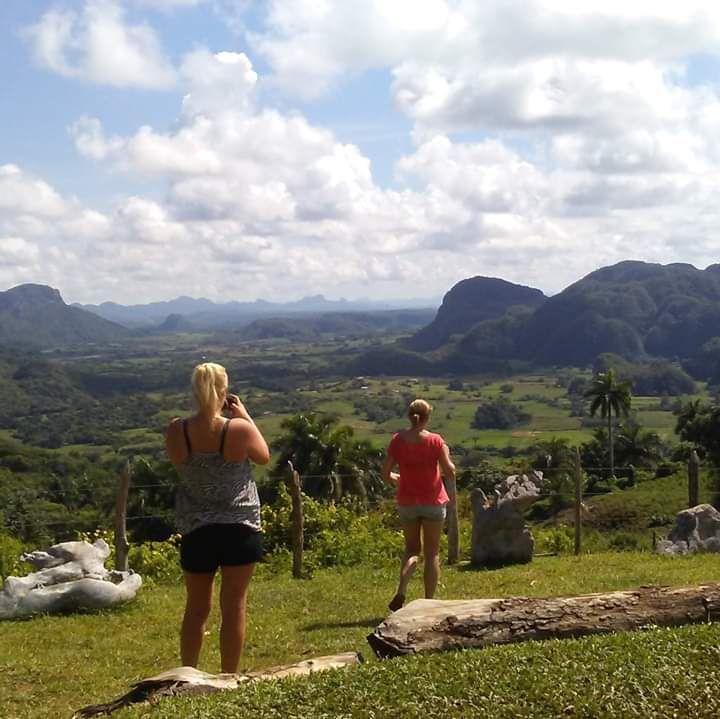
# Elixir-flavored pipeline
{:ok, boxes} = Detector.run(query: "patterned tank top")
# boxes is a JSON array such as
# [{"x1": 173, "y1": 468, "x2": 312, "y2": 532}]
[{"x1": 174, "y1": 419, "x2": 262, "y2": 535}]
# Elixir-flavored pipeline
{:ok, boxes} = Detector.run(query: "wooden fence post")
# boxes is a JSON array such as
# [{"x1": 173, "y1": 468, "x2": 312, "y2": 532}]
[
  {"x1": 446, "y1": 477, "x2": 459, "y2": 565},
  {"x1": 574, "y1": 448, "x2": 582, "y2": 556},
  {"x1": 287, "y1": 461, "x2": 304, "y2": 579},
  {"x1": 688, "y1": 450, "x2": 700, "y2": 508},
  {"x1": 115, "y1": 458, "x2": 132, "y2": 572}
]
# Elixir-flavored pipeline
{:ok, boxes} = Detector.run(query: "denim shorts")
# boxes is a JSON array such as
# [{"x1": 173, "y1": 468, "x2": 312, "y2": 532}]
[{"x1": 397, "y1": 504, "x2": 447, "y2": 523}]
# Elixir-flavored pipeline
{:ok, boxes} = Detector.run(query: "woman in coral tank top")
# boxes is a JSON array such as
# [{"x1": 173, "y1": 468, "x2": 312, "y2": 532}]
[{"x1": 381, "y1": 399, "x2": 456, "y2": 612}]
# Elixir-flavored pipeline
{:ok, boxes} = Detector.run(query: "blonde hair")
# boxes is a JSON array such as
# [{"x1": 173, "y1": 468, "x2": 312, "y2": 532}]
[
  {"x1": 191, "y1": 362, "x2": 228, "y2": 414},
  {"x1": 408, "y1": 398, "x2": 433, "y2": 427}
]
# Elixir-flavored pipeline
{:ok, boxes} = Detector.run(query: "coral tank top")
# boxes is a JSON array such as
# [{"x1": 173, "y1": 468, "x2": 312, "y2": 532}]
[{"x1": 388, "y1": 431, "x2": 449, "y2": 506}]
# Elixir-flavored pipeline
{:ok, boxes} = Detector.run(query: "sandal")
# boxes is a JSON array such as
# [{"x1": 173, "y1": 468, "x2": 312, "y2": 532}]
[{"x1": 388, "y1": 593, "x2": 405, "y2": 612}]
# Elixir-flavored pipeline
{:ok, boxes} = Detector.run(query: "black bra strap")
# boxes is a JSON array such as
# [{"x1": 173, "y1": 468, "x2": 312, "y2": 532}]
[
  {"x1": 219, "y1": 419, "x2": 231, "y2": 455},
  {"x1": 182, "y1": 419, "x2": 192, "y2": 454}
]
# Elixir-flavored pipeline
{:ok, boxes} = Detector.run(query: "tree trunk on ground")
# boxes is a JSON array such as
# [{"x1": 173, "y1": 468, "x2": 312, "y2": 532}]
[
  {"x1": 367, "y1": 584, "x2": 720, "y2": 659},
  {"x1": 74, "y1": 653, "x2": 362, "y2": 717}
]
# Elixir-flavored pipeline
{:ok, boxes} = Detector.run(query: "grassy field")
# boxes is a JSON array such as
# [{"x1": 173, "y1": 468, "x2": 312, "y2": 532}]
[
  {"x1": 2, "y1": 553, "x2": 720, "y2": 719},
  {"x1": 1, "y1": 367, "x2": 699, "y2": 465}
]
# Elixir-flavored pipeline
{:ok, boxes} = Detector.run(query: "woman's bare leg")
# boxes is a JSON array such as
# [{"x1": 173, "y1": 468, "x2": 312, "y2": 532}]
[
  {"x1": 219, "y1": 563, "x2": 256, "y2": 673},
  {"x1": 396, "y1": 520, "x2": 422, "y2": 599},
  {"x1": 181, "y1": 571, "x2": 215, "y2": 667},
  {"x1": 421, "y1": 520, "x2": 443, "y2": 599}
]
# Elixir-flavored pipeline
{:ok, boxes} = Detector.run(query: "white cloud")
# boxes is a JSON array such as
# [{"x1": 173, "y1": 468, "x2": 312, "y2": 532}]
[
  {"x1": 0, "y1": 165, "x2": 68, "y2": 217},
  {"x1": 133, "y1": 0, "x2": 206, "y2": 8},
  {"x1": 246, "y1": 1, "x2": 720, "y2": 101},
  {"x1": 179, "y1": 50, "x2": 257, "y2": 117},
  {"x1": 69, "y1": 117, "x2": 125, "y2": 160},
  {"x1": 0, "y1": 238, "x2": 41, "y2": 269},
  {"x1": 9, "y1": 4, "x2": 720, "y2": 303},
  {"x1": 24, "y1": 0, "x2": 177, "y2": 89}
]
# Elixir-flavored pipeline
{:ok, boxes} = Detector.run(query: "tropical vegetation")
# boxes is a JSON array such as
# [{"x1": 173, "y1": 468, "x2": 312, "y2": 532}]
[{"x1": 584, "y1": 368, "x2": 633, "y2": 478}]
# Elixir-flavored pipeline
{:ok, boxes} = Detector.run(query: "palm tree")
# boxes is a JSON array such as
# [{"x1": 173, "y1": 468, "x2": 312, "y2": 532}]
[
  {"x1": 271, "y1": 413, "x2": 383, "y2": 502},
  {"x1": 529, "y1": 437, "x2": 576, "y2": 513},
  {"x1": 614, "y1": 420, "x2": 662, "y2": 469},
  {"x1": 584, "y1": 368, "x2": 632, "y2": 478}
]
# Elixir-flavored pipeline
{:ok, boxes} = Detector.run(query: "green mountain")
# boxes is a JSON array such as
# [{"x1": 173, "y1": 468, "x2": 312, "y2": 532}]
[
  {"x1": 521, "y1": 261, "x2": 720, "y2": 366},
  {"x1": 405, "y1": 277, "x2": 546, "y2": 351},
  {"x1": 0, "y1": 284, "x2": 129, "y2": 349},
  {"x1": 386, "y1": 261, "x2": 720, "y2": 375}
]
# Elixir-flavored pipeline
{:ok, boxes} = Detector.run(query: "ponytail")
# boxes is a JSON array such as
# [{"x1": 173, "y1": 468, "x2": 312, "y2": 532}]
[
  {"x1": 191, "y1": 362, "x2": 228, "y2": 414},
  {"x1": 407, "y1": 399, "x2": 432, "y2": 427}
]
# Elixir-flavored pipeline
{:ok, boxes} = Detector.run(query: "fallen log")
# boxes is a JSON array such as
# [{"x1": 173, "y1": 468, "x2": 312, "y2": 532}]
[
  {"x1": 367, "y1": 584, "x2": 720, "y2": 659},
  {"x1": 73, "y1": 652, "x2": 362, "y2": 717}
]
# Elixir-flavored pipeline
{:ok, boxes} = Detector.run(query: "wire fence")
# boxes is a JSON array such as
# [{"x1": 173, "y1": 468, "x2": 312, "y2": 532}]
[{"x1": 8, "y1": 458, "x2": 715, "y2": 547}]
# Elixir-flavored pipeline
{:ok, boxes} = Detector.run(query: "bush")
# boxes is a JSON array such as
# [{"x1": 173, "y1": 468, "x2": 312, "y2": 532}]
[
  {"x1": 608, "y1": 531, "x2": 643, "y2": 551},
  {"x1": 128, "y1": 536, "x2": 182, "y2": 584},
  {"x1": 472, "y1": 397, "x2": 531, "y2": 430},
  {"x1": 0, "y1": 533, "x2": 25, "y2": 580},
  {"x1": 261, "y1": 485, "x2": 403, "y2": 574},
  {"x1": 534, "y1": 527, "x2": 573, "y2": 554}
]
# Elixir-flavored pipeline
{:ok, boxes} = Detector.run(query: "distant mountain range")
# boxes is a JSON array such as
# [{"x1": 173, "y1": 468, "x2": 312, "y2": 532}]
[
  {"x1": 0, "y1": 283, "x2": 437, "y2": 349},
  {"x1": 0, "y1": 284, "x2": 128, "y2": 349},
  {"x1": 236, "y1": 310, "x2": 435, "y2": 342},
  {"x1": 75, "y1": 293, "x2": 439, "y2": 329},
  {"x1": 5, "y1": 262, "x2": 720, "y2": 384}
]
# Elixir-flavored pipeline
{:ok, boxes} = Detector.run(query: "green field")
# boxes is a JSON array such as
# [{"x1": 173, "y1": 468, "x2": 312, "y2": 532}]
[{"x1": 2, "y1": 553, "x2": 719, "y2": 719}]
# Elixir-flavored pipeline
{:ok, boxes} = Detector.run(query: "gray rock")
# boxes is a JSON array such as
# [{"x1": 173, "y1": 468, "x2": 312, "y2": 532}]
[
  {"x1": 0, "y1": 538, "x2": 142, "y2": 619},
  {"x1": 656, "y1": 504, "x2": 720, "y2": 556},
  {"x1": 471, "y1": 471, "x2": 545, "y2": 565}
]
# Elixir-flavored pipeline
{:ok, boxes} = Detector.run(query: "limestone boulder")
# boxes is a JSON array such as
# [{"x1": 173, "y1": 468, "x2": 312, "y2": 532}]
[
  {"x1": 471, "y1": 471, "x2": 544, "y2": 566},
  {"x1": 0, "y1": 538, "x2": 141, "y2": 620},
  {"x1": 656, "y1": 504, "x2": 720, "y2": 556}
]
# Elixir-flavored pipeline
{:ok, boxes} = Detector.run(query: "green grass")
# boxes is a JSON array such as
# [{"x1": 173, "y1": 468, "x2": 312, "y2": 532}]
[
  {"x1": 582, "y1": 472, "x2": 715, "y2": 535},
  {"x1": 2, "y1": 554, "x2": 720, "y2": 718},
  {"x1": 118, "y1": 624, "x2": 720, "y2": 719}
]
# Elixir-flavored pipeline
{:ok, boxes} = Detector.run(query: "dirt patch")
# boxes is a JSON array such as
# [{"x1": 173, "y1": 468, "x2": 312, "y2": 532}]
[{"x1": 511, "y1": 431, "x2": 541, "y2": 437}]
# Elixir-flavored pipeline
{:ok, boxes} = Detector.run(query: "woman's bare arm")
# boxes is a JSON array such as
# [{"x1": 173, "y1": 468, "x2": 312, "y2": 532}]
[
  {"x1": 226, "y1": 395, "x2": 270, "y2": 464},
  {"x1": 439, "y1": 443, "x2": 456, "y2": 481},
  {"x1": 164, "y1": 417, "x2": 186, "y2": 465},
  {"x1": 381, "y1": 453, "x2": 399, "y2": 484}
]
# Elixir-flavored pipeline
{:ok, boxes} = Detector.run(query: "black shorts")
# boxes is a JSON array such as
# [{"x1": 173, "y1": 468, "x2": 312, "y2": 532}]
[{"x1": 180, "y1": 523, "x2": 264, "y2": 574}]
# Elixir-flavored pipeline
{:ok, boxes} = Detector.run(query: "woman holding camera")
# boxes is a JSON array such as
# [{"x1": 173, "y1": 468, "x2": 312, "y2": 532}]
[
  {"x1": 165, "y1": 362, "x2": 270, "y2": 672},
  {"x1": 381, "y1": 398, "x2": 455, "y2": 612}
]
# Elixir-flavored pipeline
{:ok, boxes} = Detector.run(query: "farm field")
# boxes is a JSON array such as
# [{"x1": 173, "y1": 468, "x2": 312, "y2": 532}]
[
  {"x1": 4, "y1": 328, "x2": 708, "y2": 471},
  {"x1": 2, "y1": 553, "x2": 720, "y2": 719}
]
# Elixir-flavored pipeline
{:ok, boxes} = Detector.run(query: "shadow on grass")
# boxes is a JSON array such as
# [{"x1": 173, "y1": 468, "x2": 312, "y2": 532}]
[
  {"x1": 455, "y1": 558, "x2": 539, "y2": 572},
  {"x1": 304, "y1": 616, "x2": 385, "y2": 631}
]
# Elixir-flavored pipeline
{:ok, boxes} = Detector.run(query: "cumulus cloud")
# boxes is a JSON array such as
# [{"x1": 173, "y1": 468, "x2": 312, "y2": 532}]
[
  {"x1": 8, "y1": 3, "x2": 720, "y2": 302},
  {"x1": 0, "y1": 238, "x2": 41, "y2": 269},
  {"x1": 133, "y1": 0, "x2": 207, "y2": 8},
  {"x1": 0, "y1": 165, "x2": 68, "y2": 217},
  {"x1": 179, "y1": 49, "x2": 257, "y2": 117},
  {"x1": 24, "y1": 0, "x2": 177, "y2": 89},
  {"x1": 245, "y1": 2, "x2": 720, "y2": 99}
]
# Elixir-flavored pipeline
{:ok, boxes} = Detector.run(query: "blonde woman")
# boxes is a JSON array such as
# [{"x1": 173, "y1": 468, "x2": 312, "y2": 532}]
[
  {"x1": 381, "y1": 399, "x2": 456, "y2": 612},
  {"x1": 165, "y1": 362, "x2": 270, "y2": 672}
]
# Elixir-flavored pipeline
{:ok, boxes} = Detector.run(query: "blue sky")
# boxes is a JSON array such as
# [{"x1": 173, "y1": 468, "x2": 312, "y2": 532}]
[{"x1": 2, "y1": 1, "x2": 720, "y2": 304}]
